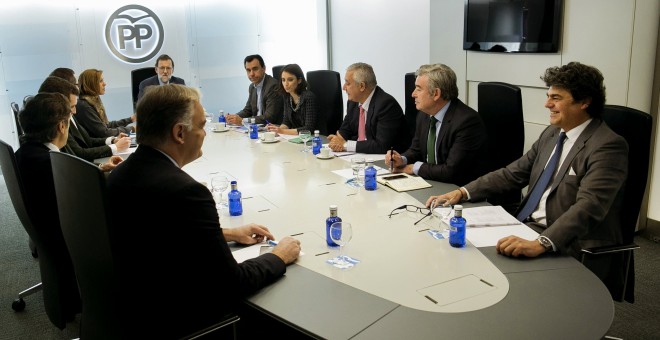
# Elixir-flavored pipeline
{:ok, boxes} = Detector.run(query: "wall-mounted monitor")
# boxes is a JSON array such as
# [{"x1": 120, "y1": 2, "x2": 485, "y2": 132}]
[{"x1": 463, "y1": 0, "x2": 563, "y2": 53}]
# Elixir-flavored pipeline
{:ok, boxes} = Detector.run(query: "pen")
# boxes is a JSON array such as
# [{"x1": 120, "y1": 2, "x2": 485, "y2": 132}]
[
  {"x1": 390, "y1": 146, "x2": 394, "y2": 172},
  {"x1": 267, "y1": 240, "x2": 278, "y2": 246}
]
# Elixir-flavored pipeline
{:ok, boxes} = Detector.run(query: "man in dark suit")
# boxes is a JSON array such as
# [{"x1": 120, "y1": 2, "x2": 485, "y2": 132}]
[
  {"x1": 226, "y1": 54, "x2": 284, "y2": 125},
  {"x1": 107, "y1": 84, "x2": 301, "y2": 338},
  {"x1": 387, "y1": 64, "x2": 488, "y2": 186},
  {"x1": 38, "y1": 76, "x2": 131, "y2": 162},
  {"x1": 427, "y1": 62, "x2": 627, "y2": 285},
  {"x1": 137, "y1": 54, "x2": 186, "y2": 101},
  {"x1": 328, "y1": 62, "x2": 410, "y2": 154}
]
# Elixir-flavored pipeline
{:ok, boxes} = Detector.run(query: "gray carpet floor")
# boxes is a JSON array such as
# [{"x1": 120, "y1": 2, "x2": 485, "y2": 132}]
[{"x1": 1, "y1": 174, "x2": 659, "y2": 339}]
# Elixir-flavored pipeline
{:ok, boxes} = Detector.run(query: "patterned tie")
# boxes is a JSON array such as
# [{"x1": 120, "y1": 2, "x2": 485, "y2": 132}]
[
  {"x1": 427, "y1": 116, "x2": 438, "y2": 164},
  {"x1": 357, "y1": 104, "x2": 366, "y2": 141},
  {"x1": 516, "y1": 132, "x2": 567, "y2": 222}
]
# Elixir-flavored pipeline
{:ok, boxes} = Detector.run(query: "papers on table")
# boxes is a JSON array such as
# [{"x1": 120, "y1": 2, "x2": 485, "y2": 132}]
[
  {"x1": 434, "y1": 205, "x2": 539, "y2": 247},
  {"x1": 232, "y1": 242, "x2": 304, "y2": 263},
  {"x1": 331, "y1": 165, "x2": 390, "y2": 180},
  {"x1": 115, "y1": 146, "x2": 137, "y2": 158}
]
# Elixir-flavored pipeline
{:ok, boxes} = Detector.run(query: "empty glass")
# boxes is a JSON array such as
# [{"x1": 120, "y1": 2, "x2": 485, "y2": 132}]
[
  {"x1": 211, "y1": 175, "x2": 229, "y2": 209},
  {"x1": 349, "y1": 157, "x2": 366, "y2": 187},
  {"x1": 329, "y1": 222, "x2": 354, "y2": 269},
  {"x1": 299, "y1": 130, "x2": 311, "y2": 152}
]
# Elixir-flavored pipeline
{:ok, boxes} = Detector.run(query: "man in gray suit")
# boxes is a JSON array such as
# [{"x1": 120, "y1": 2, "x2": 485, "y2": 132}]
[
  {"x1": 225, "y1": 54, "x2": 283, "y2": 125},
  {"x1": 137, "y1": 54, "x2": 186, "y2": 101},
  {"x1": 427, "y1": 62, "x2": 628, "y2": 268}
]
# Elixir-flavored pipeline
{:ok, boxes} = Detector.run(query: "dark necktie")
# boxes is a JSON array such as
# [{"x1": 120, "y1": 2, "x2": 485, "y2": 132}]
[
  {"x1": 516, "y1": 132, "x2": 567, "y2": 222},
  {"x1": 357, "y1": 104, "x2": 366, "y2": 141},
  {"x1": 427, "y1": 116, "x2": 438, "y2": 164}
]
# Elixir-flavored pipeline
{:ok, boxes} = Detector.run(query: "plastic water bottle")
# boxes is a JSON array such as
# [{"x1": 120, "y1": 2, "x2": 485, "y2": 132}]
[
  {"x1": 326, "y1": 205, "x2": 342, "y2": 247},
  {"x1": 312, "y1": 130, "x2": 322, "y2": 155},
  {"x1": 228, "y1": 181, "x2": 243, "y2": 216},
  {"x1": 449, "y1": 205, "x2": 466, "y2": 248},
  {"x1": 218, "y1": 110, "x2": 226, "y2": 124},
  {"x1": 364, "y1": 159, "x2": 377, "y2": 191},
  {"x1": 249, "y1": 118, "x2": 258, "y2": 139}
]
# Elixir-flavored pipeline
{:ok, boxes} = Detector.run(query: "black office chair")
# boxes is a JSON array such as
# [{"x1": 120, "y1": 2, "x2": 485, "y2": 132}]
[
  {"x1": 477, "y1": 82, "x2": 524, "y2": 213},
  {"x1": 1, "y1": 139, "x2": 81, "y2": 330},
  {"x1": 272, "y1": 65, "x2": 285, "y2": 83},
  {"x1": 307, "y1": 70, "x2": 343, "y2": 135},
  {"x1": 131, "y1": 67, "x2": 156, "y2": 109},
  {"x1": 10, "y1": 102, "x2": 23, "y2": 136},
  {"x1": 404, "y1": 72, "x2": 418, "y2": 137},
  {"x1": 0, "y1": 139, "x2": 42, "y2": 310},
  {"x1": 580, "y1": 105, "x2": 652, "y2": 303}
]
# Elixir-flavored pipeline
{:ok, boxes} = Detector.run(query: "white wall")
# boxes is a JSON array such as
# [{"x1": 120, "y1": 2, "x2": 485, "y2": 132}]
[{"x1": 329, "y1": 0, "x2": 430, "y2": 113}]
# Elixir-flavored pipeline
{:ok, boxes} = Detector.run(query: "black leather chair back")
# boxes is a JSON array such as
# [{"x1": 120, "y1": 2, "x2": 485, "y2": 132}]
[
  {"x1": 477, "y1": 82, "x2": 524, "y2": 212},
  {"x1": 131, "y1": 67, "x2": 156, "y2": 109},
  {"x1": 601, "y1": 105, "x2": 652, "y2": 246},
  {"x1": 11, "y1": 102, "x2": 23, "y2": 136},
  {"x1": 307, "y1": 70, "x2": 343, "y2": 135},
  {"x1": 404, "y1": 72, "x2": 418, "y2": 137},
  {"x1": 272, "y1": 65, "x2": 285, "y2": 83},
  {"x1": 51, "y1": 151, "x2": 121, "y2": 339},
  {"x1": 1, "y1": 140, "x2": 79, "y2": 329}
]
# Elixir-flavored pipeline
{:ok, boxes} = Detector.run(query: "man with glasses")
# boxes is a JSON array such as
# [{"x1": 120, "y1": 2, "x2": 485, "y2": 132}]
[{"x1": 137, "y1": 54, "x2": 186, "y2": 101}]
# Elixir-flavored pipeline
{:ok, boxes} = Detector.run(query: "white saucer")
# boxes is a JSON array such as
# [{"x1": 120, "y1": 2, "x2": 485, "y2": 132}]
[
  {"x1": 316, "y1": 154, "x2": 334, "y2": 160},
  {"x1": 261, "y1": 139, "x2": 280, "y2": 143},
  {"x1": 212, "y1": 128, "x2": 230, "y2": 133}
]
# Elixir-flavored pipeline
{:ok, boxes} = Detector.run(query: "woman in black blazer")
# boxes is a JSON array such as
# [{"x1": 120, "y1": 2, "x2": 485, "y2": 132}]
[{"x1": 267, "y1": 64, "x2": 319, "y2": 135}]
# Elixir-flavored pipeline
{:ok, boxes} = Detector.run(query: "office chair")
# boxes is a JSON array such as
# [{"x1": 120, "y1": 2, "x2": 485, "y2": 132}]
[
  {"x1": 272, "y1": 65, "x2": 285, "y2": 83},
  {"x1": 1, "y1": 139, "x2": 81, "y2": 330},
  {"x1": 477, "y1": 81, "x2": 524, "y2": 213},
  {"x1": 580, "y1": 105, "x2": 652, "y2": 303},
  {"x1": 404, "y1": 72, "x2": 418, "y2": 137},
  {"x1": 307, "y1": 70, "x2": 343, "y2": 135},
  {"x1": 131, "y1": 67, "x2": 156, "y2": 109}
]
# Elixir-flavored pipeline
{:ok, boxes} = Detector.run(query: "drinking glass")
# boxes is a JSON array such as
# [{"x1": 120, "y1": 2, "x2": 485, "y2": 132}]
[
  {"x1": 299, "y1": 130, "x2": 312, "y2": 152},
  {"x1": 350, "y1": 157, "x2": 366, "y2": 187},
  {"x1": 211, "y1": 176, "x2": 229, "y2": 209},
  {"x1": 330, "y1": 222, "x2": 353, "y2": 268},
  {"x1": 242, "y1": 118, "x2": 251, "y2": 135}
]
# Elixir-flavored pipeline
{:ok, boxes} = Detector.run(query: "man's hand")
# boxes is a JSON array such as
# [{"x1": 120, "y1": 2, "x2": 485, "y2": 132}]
[
  {"x1": 270, "y1": 236, "x2": 301, "y2": 265},
  {"x1": 425, "y1": 189, "x2": 464, "y2": 208},
  {"x1": 99, "y1": 156, "x2": 123, "y2": 172},
  {"x1": 327, "y1": 132, "x2": 346, "y2": 152},
  {"x1": 393, "y1": 164, "x2": 414, "y2": 175},
  {"x1": 496, "y1": 235, "x2": 546, "y2": 257},
  {"x1": 114, "y1": 137, "x2": 131, "y2": 151},
  {"x1": 226, "y1": 114, "x2": 243, "y2": 126},
  {"x1": 224, "y1": 223, "x2": 275, "y2": 245}
]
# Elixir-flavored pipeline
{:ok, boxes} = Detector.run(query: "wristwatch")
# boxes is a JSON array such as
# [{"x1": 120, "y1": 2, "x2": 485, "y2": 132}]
[{"x1": 537, "y1": 236, "x2": 553, "y2": 252}]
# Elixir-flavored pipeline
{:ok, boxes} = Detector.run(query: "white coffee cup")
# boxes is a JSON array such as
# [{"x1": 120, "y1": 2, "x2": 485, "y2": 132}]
[
  {"x1": 213, "y1": 122, "x2": 226, "y2": 130},
  {"x1": 320, "y1": 147, "x2": 331, "y2": 158},
  {"x1": 263, "y1": 131, "x2": 276, "y2": 142}
]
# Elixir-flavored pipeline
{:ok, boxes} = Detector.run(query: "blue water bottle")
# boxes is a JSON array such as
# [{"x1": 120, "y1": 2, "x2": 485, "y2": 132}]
[
  {"x1": 228, "y1": 181, "x2": 243, "y2": 216},
  {"x1": 449, "y1": 205, "x2": 466, "y2": 248},
  {"x1": 364, "y1": 159, "x2": 377, "y2": 191},
  {"x1": 249, "y1": 118, "x2": 258, "y2": 139},
  {"x1": 218, "y1": 110, "x2": 226, "y2": 123},
  {"x1": 326, "y1": 205, "x2": 341, "y2": 247},
  {"x1": 312, "y1": 130, "x2": 322, "y2": 155}
]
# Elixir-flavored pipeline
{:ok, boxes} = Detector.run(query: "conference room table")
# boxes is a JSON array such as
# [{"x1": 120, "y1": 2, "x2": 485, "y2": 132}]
[{"x1": 127, "y1": 127, "x2": 614, "y2": 339}]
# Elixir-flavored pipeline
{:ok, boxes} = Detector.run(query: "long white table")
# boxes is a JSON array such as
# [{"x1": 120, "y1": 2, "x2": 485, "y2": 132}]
[{"x1": 139, "y1": 128, "x2": 616, "y2": 339}]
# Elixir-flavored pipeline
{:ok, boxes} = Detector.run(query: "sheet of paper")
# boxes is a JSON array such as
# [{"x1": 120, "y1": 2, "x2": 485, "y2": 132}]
[
  {"x1": 467, "y1": 224, "x2": 539, "y2": 247},
  {"x1": 335, "y1": 153, "x2": 386, "y2": 162},
  {"x1": 232, "y1": 243, "x2": 305, "y2": 263},
  {"x1": 438, "y1": 205, "x2": 521, "y2": 227},
  {"x1": 331, "y1": 166, "x2": 390, "y2": 180}
]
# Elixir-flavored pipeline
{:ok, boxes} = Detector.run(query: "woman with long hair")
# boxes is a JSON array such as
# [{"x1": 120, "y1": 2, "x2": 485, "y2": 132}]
[
  {"x1": 76, "y1": 69, "x2": 135, "y2": 138},
  {"x1": 266, "y1": 64, "x2": 318, "y2": 135}
]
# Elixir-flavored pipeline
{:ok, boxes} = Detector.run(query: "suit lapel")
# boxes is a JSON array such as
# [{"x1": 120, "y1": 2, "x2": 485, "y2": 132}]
[
  {"x1": 528, "y1": 127, "x2": 561, "y2": 189},
  {"x1": 437, "y1": 101, "x2": 456, "y2": 147},
  {"x1": 549, "y1": 119, "x2": 600, "y2": 192},
  {"x1": 69, "y1": 118, "x2": 88, "y2": 147},
  {"x1": 366, "y1": 87, "x2": 380, "y2": 135}
]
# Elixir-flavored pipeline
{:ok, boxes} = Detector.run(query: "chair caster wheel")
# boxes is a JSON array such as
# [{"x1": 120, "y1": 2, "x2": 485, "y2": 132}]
[{"x1": 12, "y1": 298, "x2": 25, "y2": 311}]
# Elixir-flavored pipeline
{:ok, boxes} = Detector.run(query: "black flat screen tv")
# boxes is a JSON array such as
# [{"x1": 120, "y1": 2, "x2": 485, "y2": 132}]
[{"x1": 463, "y1": 0, "x2": 563, "y2": 53}]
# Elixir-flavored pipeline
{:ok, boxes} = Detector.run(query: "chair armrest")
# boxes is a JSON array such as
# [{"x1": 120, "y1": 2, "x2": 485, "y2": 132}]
[
  {"x1": 581, "y1": 243, "x2": 639, "y2": 255},
  {"x1": 180, "y1": 314, "x2": 240, "y2": 340}
]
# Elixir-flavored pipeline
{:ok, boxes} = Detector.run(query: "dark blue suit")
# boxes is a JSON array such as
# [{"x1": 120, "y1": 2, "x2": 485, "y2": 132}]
[{"x1": 137, "y1": 75, "x2": 186, "y2": 101}]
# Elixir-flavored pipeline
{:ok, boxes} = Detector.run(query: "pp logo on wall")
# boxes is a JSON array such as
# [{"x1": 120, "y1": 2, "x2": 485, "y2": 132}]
[{"x1": 105, "y1": 5, "x2": 164, "y2": 64}]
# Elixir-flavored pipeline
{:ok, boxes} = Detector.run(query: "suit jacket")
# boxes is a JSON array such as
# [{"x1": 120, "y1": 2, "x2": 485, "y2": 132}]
[
  {"x1": 106, "y1": 145, "x2": 286, "y2": 338},
  {"x1": 137, "y1": 75, "x2": 186, "y2": 101},
  {"x1": 337, "y1": 86, "x2": 410, "y2": 154},
  {"x1": 15, "y1": 143, "x2": 81, "y2": 318},
  {"x1": 237, "y1": 74, "x2": 284, "y2": 125},
  {"x1": 76, "y1": 99, "x2": 133, "y2": 138},
  {"x1": 62, "y1": 117, "x2": 112, "y2": 162},
  {"x1": 282, "y1": 90, "x2": 319, "y2": 132},
  {"x1": 401, "y1": 99, "x2": 488, "y2": 186},
  {"x1": 465, "y1": 119, "x2": 628, "y2": 257}
]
